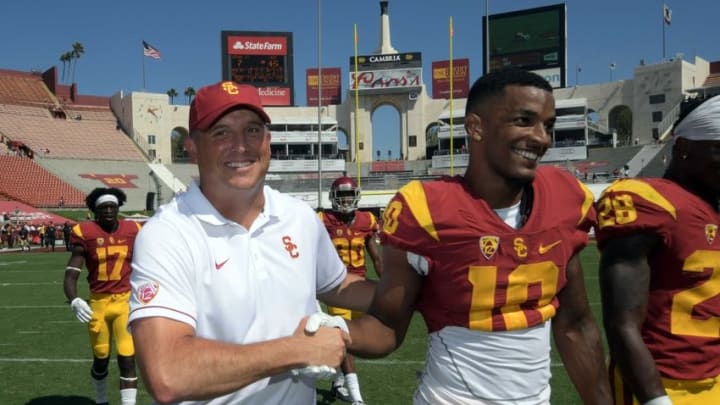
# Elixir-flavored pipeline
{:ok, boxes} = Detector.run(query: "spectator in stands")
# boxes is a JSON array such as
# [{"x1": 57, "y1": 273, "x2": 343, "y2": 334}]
[
  {"x1": 596, "y1": 94, "x2": 720, "y2": 404},
  {"x1": 128, "y1": 81, "x2": 375, "y2": 404},
  {"x1": 45, "y1": 221, "x2": 57, "y2": 252},
  {"x1": 58, "y1": 196, "x2": 65, "y2": 208}
]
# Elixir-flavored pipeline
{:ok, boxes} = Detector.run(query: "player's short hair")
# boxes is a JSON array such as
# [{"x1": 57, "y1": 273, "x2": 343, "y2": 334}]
[
  {"x1": 465, "y1": 68, "x2": 553, "y2": 116},
  {"x1": 85, "y1": 187, "x2": 127, "y2": 211}
]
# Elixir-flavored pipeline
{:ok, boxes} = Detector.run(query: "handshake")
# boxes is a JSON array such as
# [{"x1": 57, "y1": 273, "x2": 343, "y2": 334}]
[{"x1": 291, "y1": 312, "x2": 349, "y2": 380}]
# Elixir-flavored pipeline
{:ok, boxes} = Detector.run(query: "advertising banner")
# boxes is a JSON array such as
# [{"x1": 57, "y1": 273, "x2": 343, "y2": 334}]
[
  {"x1": 431, "y1": 59, "x2": 470, "y2": 99},
  {"x1": 349, "y1": 68, "x2": 422, "y2": 91},
  {"x1": 306, "y1": 67, "x2": 342, "y2": 106}
]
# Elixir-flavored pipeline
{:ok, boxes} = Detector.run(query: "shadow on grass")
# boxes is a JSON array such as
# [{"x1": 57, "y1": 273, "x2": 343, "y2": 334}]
[
  {"x1": 316, "y1": 386, "x2": 340, "y2": 405},
  {"x1": 26, "y1": 396, "x2": 95, "y2": 405}
]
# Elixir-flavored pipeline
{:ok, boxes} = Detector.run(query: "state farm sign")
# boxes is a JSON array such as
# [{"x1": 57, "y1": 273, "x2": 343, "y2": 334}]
[{"x1": 228, "y1": 36, "x2": 287, "y2": 55}]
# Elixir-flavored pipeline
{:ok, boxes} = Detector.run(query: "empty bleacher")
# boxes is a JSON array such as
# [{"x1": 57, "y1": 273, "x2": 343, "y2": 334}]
[
  {"x1": 0, "y1": 112, "x2": 145, "y2": 161},
  {"x1": 37, "y1": 158, "x2": 175, "y2": 212},
  {"x1": 0, "y1": 69, "x2": 56, "y2": 106},
  {"x1": 0, "y1": 156, "x2": 85, "y2": 207},
  {"x1": 62, "y1": 106, "x2": 117, "y2": 122}
]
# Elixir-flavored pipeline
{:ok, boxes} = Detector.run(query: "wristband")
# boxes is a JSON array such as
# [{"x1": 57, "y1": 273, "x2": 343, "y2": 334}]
[
  {"x1": 643, "y1": 395, "x2": 671, "y2": 405},
  {"x1": 66, "y1": 266, "x2": 82, "y2": 272}
]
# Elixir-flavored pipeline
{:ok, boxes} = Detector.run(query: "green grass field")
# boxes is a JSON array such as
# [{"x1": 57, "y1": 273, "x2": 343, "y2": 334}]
[{"x1": 0, "y1": 246, "x2": 603, "y2": 404}]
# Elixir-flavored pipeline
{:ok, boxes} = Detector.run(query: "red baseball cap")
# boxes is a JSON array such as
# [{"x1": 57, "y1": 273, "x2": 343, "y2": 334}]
[{"x1": 189, "y1": 81, "x2": 271, "y2": 132}]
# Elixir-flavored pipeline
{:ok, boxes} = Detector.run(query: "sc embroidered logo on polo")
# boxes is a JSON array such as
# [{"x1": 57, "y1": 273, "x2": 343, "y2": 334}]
[
  {"x1": 479, "y1": 236, "x2": 499, "y2": 260},
  {"x1": 136, "y1": 281, "x2": 160, "y2": 304},
  {"x1": 282, "y1": 235, "x2": 300, "y2": 258},
  {"x1": 706, "y1": 224, "x2": 718, "y2": 245},
  {"x1": 221, "y1": 81, "x2": 239, "y2": 95}
]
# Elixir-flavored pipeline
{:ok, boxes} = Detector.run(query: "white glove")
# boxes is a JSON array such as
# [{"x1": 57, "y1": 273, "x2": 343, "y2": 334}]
[
  {"x1": 290, "y1": 365, "x2": 338, "y2": 380},
  {"x1": 70, "y1": 297, "x2": 93, "y2": 323},
  {"x1": 290, "y1": 312, "x2": 350, "y2": 380},
  {"x1": 304, "y1": 312, "x2": 349, "y2": 334}
]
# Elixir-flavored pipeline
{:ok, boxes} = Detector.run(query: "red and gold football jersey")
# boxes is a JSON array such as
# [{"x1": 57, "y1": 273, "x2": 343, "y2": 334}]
[
  {"x1": 320, "y1": 210, "x2": 378, "y2": 278},
  {"x1": 381, "y1": 166, "x2": 595, "y2": 333},
  {"x1": 596, "y1": 178, "x2": 720, "y2": 380},
  {"x1": 71, "y1": 220, "x2": 142, "y2": 294}
]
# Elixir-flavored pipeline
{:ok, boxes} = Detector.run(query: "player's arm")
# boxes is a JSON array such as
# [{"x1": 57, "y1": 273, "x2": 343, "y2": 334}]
[
  {"x1": 552, "y1": 253, "x2": 612, "y2": 404},
  {"x1": 63, "y1": 243, "x2": 86, "y2": 302},
  {"x1": 366, "y1": 233, "x2": 383, "y2": 278},
  {"x1": 346, "y1": 245, "x2": 421, "y2": 358},
  {"x1": 318, "y1": 272, "x2": 376, "y2": 312},
  {"x1": 131, "y1": 315, "x2": 348, "y2": 404},
  {"x1": 599, "y1": 233, "x2": 666, "y2": 403}
]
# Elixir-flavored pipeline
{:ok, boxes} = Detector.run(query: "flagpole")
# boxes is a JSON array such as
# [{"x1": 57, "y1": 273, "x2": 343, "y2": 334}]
[
  {"x1": 354, "y1": 24, "x2": 361, "y2": 188},
  {"x1": 485, "y1": 0, "x2": 490, "y2": 74},
  {"x1": 317, "y1": 0, "x2": 323, "y2": 209},
  {"x1": 662, "y1": 3, "x2": 666, "y2": 60},
  {"x1": 449, "y1": 16, "x2": 455, "y2": 176},
  {"x1": 142, "y1": 43, "x2": 146, "y2": 90}
]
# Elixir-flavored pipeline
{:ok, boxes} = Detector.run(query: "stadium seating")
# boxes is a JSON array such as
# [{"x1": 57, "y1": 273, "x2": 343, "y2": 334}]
[
  {"x1": 0, "y1": 70, "x2": 56, "y2": 106},
  {"x1": 0, "y1": 155, "x2": 85, "y2": 207},
  {"x1": 0, "y1": 113, "x2": 145, "y2": 161}
]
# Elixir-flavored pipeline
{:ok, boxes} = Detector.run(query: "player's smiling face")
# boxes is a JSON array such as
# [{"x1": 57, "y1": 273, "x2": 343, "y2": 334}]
[
  {"x1": 476, "y1": 85, "x2": 555, "y2": 183},
  {"x1": 188, "y1": 108, "x2": 271, "y2": 193}
]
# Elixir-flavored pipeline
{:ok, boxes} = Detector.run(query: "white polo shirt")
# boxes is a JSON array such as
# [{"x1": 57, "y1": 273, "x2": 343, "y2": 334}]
[{"x1": 129, "y1": 182, "x2": 346, "y2": 405}]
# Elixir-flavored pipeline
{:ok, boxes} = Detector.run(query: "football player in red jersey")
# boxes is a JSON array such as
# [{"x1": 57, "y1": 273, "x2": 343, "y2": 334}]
[
  {"x1": 597, "y1": 94, "x2": 720, "y2": 405},
  {"x1": 319, "y1": 176, "x2": 383, "y2": 404},
  {"x1": 341, "y1": 68, "x2": 611, "y2": 404},
  {"x1": 63, "y1": 187, "x2": 142, "y2": 405}
]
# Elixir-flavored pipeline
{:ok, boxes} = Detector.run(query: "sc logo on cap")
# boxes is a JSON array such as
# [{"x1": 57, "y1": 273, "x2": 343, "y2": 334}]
[{"x1": 221, "y1": 82, "x2": 239, "y2": 95}]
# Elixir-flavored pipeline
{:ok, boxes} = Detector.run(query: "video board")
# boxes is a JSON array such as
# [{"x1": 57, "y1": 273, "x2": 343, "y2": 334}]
[
  {"x1": 482, "y1": 4, "x2": 566, "y2": 88},
  {"x1": 221, "y1": 31, "x2": 294, "y2": 105}
]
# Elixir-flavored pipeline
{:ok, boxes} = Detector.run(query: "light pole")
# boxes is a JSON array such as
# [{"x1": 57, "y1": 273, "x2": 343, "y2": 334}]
[
  {"x1": 609, "y1": 62, "x2": 616, "y2": 81},
  {"x1": 576, "y1": 65, "x2": 581, "y2": 86},
  {"x1": 316, "y1": 0, "x2": 323, "y2": 210}
]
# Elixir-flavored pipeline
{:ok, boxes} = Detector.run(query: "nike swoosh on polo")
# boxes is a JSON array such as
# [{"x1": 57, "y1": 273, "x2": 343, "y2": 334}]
[
  {"x1": 538, "y1": 240, "x2": 562, "y2": 254},
  {"x1": 215, "y1": 258, "x2": 230, "y2": 270}
]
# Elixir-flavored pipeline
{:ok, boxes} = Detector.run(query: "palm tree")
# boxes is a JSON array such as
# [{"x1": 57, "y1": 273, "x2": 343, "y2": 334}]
[
  {"x1": 184, "y1": 86, "x2": 196, "y2": 104},
  {"x1": 59, "y1": 52, "x2": 73, "y2": 83},
  {"x1": 167, "y1": 88, "x2": 178, "y2": 105},
  {"x1": 70, "y1": 42, "x2": 85, "y2": 84}
]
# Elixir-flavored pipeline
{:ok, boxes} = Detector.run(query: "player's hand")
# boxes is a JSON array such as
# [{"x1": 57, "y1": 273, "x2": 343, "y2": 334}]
[
  {"x1": 290, "y1": 315, "x2": 348, "y2": 380},
  {"x1": 70, "y1": 297, "x2": 93, "y2": 323},
  {"x1": 304, "y1": 312, "x2": 349, "y2": 336}
]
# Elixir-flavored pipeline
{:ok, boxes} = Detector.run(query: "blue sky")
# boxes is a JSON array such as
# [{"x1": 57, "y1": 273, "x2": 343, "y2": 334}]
[{"x1": 3, "y1": 0, "x2": 718, "y2": 158}]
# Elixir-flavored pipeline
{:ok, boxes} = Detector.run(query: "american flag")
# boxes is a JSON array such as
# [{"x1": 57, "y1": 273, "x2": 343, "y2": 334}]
[{"x1": 143, "y1": 41, "x2": 161, "y2": 60}]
